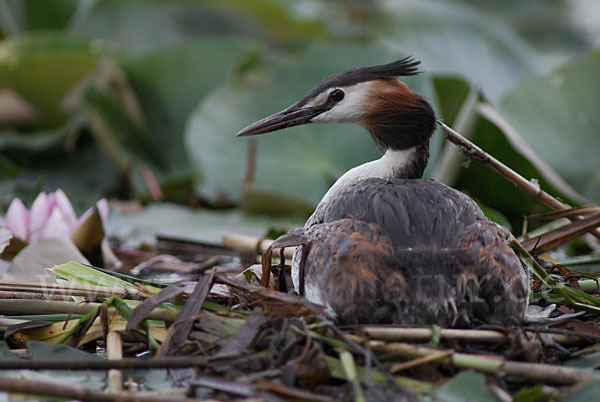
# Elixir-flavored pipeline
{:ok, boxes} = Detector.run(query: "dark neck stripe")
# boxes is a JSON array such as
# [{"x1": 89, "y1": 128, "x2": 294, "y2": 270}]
[
  {"x1": 368, "y1": 97, "x2": 436, "y2": 152},
  {"x1": 392, "y1": 142, "x2": 430, "y2": 179}
]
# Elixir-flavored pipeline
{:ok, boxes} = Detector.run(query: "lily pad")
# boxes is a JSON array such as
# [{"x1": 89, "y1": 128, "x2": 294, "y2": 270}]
[
  {"x1": 0, "y1": 33, "x2": 118, "y2": 128},
  {"x1": 0, "y1": 341, "x2": 20, "y2": 361},
  {"x1": 493, "y1": 49, "x2": 600, "y2": 203},
  {"x1": 454, "y1": 115, "x2": 565, "y2": 228},
  {"x1": 2, "y1": 0, "x2": 85, "y2": 32},
  {"x1": 426, "y1": 370, "x2": 500, "y2": 402},
  {"x1": 120, "y1": 36, "x2": 261, "y2": 176},
  {"x1": 108, "y1": 202, "x2": 300, "y2": 248},
  {"x1": 564, "y1": 352, "x2": 600, "y2": 368},
  {"x1": 27, "y1": 340, "x2": 101, "y2": 360},
  {"x1": 378, "y1": 0, "x2": 540, "y2": 103},
  {"x1": 74, "y1": 0, "x2": 323, "y2": 54},
  {"x1": 564, "y1": 380, "x2": 600, "y2": 402}
]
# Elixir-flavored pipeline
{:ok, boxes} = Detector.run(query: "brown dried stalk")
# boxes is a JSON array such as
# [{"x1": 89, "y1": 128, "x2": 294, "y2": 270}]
[
  {"x1": 371, "y1": 340, "x2": 598, "y2": 385},
  {"x1": 0, "y1": 280, "x2": 142, "y2": 299},
  {"x1": 360, "y1": 326, "x2": 586, "y2": 345},
  {"x1": 438, "y1": 121, "x2": 600, "y2": 241},
  {"x1": 0, "y1": 299, "x2": 177, "y2": 321},
  {"x1": 0, "y1": 377, "x2": 188, "y2": 402}
]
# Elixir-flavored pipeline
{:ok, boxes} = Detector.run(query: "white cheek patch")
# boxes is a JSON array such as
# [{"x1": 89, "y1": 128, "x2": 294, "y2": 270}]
[
  {"x1": 305, "y1": 92, "x2": 329, "y2": 107},
  {"x1": 311, "y1": 82, "x2": 372, "y2": 124}
]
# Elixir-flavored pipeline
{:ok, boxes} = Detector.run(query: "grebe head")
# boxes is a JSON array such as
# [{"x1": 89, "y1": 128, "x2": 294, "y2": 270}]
[{"x1": 236, "y1": 57, "x2": 436, "y2": 151}]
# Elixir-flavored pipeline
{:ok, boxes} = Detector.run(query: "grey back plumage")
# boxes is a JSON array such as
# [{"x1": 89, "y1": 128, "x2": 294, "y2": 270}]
[
  {"x1": 297, "y1": 177, "x2": 528, "y2": 326},
  {"x1": 307, "y1": 178, "x2": 486, "y2": 249}
]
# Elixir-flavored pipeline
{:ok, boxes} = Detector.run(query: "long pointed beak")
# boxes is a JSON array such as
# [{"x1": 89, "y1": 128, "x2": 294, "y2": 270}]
[{"x1": 236, "y1": 104, "x2": 324, "y2": 137}]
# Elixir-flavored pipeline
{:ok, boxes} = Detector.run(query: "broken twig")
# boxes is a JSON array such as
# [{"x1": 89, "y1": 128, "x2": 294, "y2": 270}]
[{"x1": 438, "y1": 121, "x2": 600, "y2": 241}]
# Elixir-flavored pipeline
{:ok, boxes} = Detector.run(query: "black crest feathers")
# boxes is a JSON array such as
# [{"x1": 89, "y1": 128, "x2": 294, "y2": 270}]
[{"x1": 298, "y1": 57, "x2": 421, "y2": 106}]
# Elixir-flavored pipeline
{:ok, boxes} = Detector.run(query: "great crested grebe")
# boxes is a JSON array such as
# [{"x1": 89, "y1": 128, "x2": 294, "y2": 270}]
[{"x1": 237, "y1": 58, "x2": 529, "y2": 326}]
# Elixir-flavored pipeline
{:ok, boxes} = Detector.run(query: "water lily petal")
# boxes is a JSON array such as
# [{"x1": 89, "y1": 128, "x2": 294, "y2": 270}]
[
  {"x1": 96, "y1": 199, "x2": 109, "y2": 223},
  {"x1": 4, "y1": 198, "x2": 30, "y2": 241},
  {"x1": 76, "y1": 199, "x2": 109, "y2": 230},
  {"x1": 28, "y1": 192, "x2": 52, "y2": 243},
  {"x1": 38, "y1": 207, "x2": 72, "y2": 241},
  {"x1": 54, "y1": 189, "x2": 78, "y2": 230}
]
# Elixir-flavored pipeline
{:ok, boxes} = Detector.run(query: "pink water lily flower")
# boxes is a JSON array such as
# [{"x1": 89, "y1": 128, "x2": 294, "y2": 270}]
[{"x1": 0, "y1": 190, "x2": 108, "y2": 243}]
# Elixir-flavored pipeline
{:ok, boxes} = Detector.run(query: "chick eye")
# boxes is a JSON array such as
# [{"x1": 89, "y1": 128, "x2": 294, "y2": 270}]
[{"x1": 329, "y1": 88, "x2": 345, "y2": 102}]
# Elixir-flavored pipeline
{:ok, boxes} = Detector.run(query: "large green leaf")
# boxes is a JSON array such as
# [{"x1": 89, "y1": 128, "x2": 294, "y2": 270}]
[
  {"x1": 25, "y1": 341, "x2": 106, "y2": 389},
  {"x1": 186, "y1": 43, "x2": 439, "y2": 206},
  {"x1": 377, "y1": 0, "x2": 540, "y2": 103},
  {"x1": 0, "y1": 33, "x2": 117, "y2": 128},
  {"x1": 493, "y1": 50, "x2": 600, "y2": 203},
  {"x1": 120, "y1": 36, "x2": 260, "y2": 177},
  {"x1": 2, "y1": 0, "x2": 91, "y2": 33},
  {"x1": 108, "y1": 202, "x2": 299, "y2": 248},
  {"x1": 81, "y1": 84, "x2": 166, "y2": 171},
  {"x1": 453, "y1": 115, "x2": 565, "y2": 229},
  {"x1": 74, "y1": 0, "x2": 322, "y2": 54}
]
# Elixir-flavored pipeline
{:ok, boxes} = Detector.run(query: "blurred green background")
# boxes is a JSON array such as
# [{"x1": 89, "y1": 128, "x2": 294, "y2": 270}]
[{"x1": 1, "y1": 0, "x2": 599, "y2": 232}]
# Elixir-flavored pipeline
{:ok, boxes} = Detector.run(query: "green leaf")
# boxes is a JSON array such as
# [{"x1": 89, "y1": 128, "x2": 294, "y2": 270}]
[
  {"x1": 493, "y1": 50, "x2": 600, "y2": 203},
  {"x1": 198, "y1": 311, "x2": 245, "y2": 337},
  {"x1": 433, "y1": 77, "x2": 472, "y2": 126},
  {"x1": 514, "y1": 384, "x2": 557, "y2": 402},
  {"x1": 0, "y1": 33, "x2": 118, "y2": 128},
  {"x1": 0, "y1": 341, "x2": 20, "y2": 360},
  {"x1": 322, "y1": 354, "x2": 431, "y2": 394},
  {"x1": 108, "y1": 202, "x2": 298, "y2": 248},
  {"x1": 121, "y1": 36, "x2": 260, "y2": 177},
  {"x1": 3, "y1": 0, "x2": 89, "y2": 32},
  {"x1": 74, "y1": 0, "x2": 322, "y2": 54},
  {"x1": 564, "y1": 380, "x2": 600, "y2": 402},
  {"x1": 378, "y1": 0, "x2": 539, "y2": 103},
  {"x1": 426, "y1": 370, "x2": 500, "y2": 402},
  {"x1": 27, "y1": 341, "x2": 101, "y2": 361},
  {"x1": 0, "y1": 115, "x2": 83, "y2": 153},
  {"x1": 564, "y1": 352, "x2": 600, "y2": 369},
  {"x1": 53, "y1": 260, "x2": 136, "y2": 289},
  {"x1": 453, "y1": 115, "x2": 564, "y2": 229},
  {"x1": 186, "y1": 42, "x2": 439, "y2": 207},
  {"x1": 25, "y1": 341, "x2": 106, "y2": 389},
  {"x1": 82, "y1": 84, "x2": 166, "y2": 171},
  {"x1": 207, "y1": 0, "x2": 325, "y2": 43}
]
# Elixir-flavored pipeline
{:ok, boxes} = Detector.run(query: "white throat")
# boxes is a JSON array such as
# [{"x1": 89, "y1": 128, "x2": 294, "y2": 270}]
[{"x1": 318, "y1": 147, "x2": 418, "y2": 207}]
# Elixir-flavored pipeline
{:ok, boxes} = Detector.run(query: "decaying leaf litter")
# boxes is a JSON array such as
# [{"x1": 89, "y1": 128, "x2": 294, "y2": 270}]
[{"x1": 0, "y1": 128, "x2": 600, "y2": 401}]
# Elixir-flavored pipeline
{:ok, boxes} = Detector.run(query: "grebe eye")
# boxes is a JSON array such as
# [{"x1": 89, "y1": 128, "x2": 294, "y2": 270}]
[{"x1": 329, "y1": 89, "x2": 345, "y2": 102}]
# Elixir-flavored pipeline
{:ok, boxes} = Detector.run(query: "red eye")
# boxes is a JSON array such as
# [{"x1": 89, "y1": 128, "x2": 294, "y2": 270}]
[{"x1": 329, "y1": 89, "x2": 345, "y2": 102}]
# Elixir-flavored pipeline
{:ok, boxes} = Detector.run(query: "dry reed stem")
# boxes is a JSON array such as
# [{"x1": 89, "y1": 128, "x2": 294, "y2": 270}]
[
  {"x1": 0, "y1": 299, "x2": 178, "y2": 321},
  {"x1": 222, "y1": 233, "x2": 295, "y2": 259},
  {"x1": 439, "y1": 121, "x2": 600, "y2": 241},
  {"x1": 107, "y1": 330, "x2": 123, "y2": 392},
  {"x1": 371, "y1": 341, "x2": 598, "y2": 385},
  {"x1": 0, "y1": 280, "x2": 142, "y2": 299},
  {"x1": 360, "y1": 326, "x2": 584, "y2": 345},
  {"x1": 0, "y1": 376, "x2": 191, "y2": 402}
]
